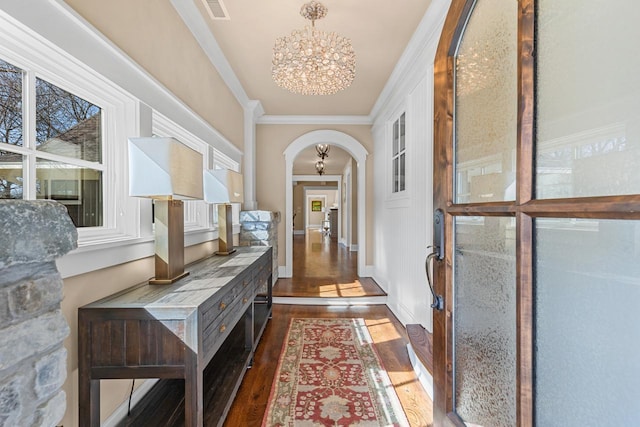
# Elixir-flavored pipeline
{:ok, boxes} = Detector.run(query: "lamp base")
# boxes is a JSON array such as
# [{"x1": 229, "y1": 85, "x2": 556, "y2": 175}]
[
  {"x1": 215, "y1": 249, "x2": 236, "y2": 256},
  {"x1": 149, "y1": 271, "x2": 190, "y2": 285}
]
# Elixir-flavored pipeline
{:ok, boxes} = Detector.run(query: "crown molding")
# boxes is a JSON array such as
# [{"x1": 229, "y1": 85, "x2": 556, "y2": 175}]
[
  {"x1": 18, "y1": 0, "x2": 243, "y2": 160},
  {"x1": 170, "y1": 0, "x2": 250, "y2": 107},
  {"x1": 370, "y1": 0, "x2": 451, "y2": 122},
  {"x1": 257, "y1": 115, "x2": 373, "y2": 126}
]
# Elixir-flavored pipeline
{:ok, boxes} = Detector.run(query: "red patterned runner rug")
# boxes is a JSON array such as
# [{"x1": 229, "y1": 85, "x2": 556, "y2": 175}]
[{"x1": 262, "y1": 318, "x2": 410, "y2": 426}]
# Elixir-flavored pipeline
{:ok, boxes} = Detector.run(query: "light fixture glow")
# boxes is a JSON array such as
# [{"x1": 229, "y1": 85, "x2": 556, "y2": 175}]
[
  {"x1": 271, "y1": 1, "x2": 355, "y2": 96},
  {"x1": 316, "y1": 143, "x2": 330, "y2": 159}
]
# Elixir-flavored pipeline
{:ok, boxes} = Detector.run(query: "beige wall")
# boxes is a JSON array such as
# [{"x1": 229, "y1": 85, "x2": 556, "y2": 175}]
[
  {"x1": 60, "y1": 241, "x2": 217, "y2": 427},
  {"x1": 255, "y1": 124, "x2": 374, "y2": 266},
  {"x1": 66, "y1": 0, "x2": 244, "y2": 149}
]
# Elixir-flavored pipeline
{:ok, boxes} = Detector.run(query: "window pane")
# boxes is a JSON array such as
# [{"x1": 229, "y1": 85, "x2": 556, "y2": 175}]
[
  {"x1": 535, "y1": 218, "x2": 640, "y2": 425},
  {"x1": 392, "y1": 119, "x2": 399, "y2": 156},
  {"x1": 454, "y1": 216, "x2": 516, "y2": 427},
  {"x1": 536, "y1": 0, "x2": 640, "y2": 198},
  {"x1": 399, "y1": 153, "x2": 405, "y2": 192},
  {"x1": 36, "y1": 158, "x2": 102, "y2": 227},
  {"x1": 0, "y1": 59, "x2": 23, "y2": 147},
  {"x1": 393, "y1": 157, "x2": 399, "y2": 193},
  {"x1": 399, "y1": 113, "x2": 406, "y2": 152},
  {"x1": 36, "y1": 78, "x2": 102, "y2": 163},
  {"x1": 454, "y1": 0, "x2": 518, "y2": 203},
  {"x1": 0, "y1": 150, "x2": 23, "y2": 199}
]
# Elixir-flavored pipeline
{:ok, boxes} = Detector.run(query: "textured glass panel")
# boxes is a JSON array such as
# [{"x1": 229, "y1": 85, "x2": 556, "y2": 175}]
[
  {"x1": 36, "y1": 158, "x2": 102, "y2": 227},
  {"x1": 454, "y1": 216, "x2": 516, "y2": 427},
  {"x1": 36, "y1": 78, "x2": 102, "y2": 163},
  {"x1": 536, "y1": 0, "x2": 640, "y2": 198},
  {"x1": 0, "y1": 150, "x2": 23, "y2": 199},
  {"x1": 0, "y1": 59, "x2": 23, "y2": 146},
  {"x1": 535, "y1": 219, "x2": 640, "y2": 426},
  {"x1": 454, "y1": 0, "x2": 518, "y2": 203}
]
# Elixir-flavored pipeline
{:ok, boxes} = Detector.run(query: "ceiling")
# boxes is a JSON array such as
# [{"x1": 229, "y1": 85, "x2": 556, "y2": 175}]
[{"x1": 181, "y1": 0, "x2": 432, "y2": 174}]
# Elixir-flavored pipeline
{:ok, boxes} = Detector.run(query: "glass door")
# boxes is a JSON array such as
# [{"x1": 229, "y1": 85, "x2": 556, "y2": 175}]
[{"x1": 432, "y1": 0, "x2": 640, "y2": 426}]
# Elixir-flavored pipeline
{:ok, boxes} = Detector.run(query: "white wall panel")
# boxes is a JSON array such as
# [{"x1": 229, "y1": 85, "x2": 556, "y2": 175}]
[
  {"x1": 373, "y1": 75, "x2": 433, "y2": 331},
  {"x1": 370, "y1": 0, "x2": 447, "y2": 332}
]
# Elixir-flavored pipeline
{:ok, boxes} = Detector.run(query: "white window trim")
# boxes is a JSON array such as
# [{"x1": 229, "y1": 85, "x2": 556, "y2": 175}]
[
  {"x1": 0, "y1": 11, "x2": 141, "y2": 247},
  {"x1": 0, "y1": 7, "x2": 243, "y2": 278}
]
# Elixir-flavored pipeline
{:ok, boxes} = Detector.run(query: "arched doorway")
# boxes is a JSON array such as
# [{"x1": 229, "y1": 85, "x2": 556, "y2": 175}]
[{"x1": 283, "y1": 130, "x2": 368, "y2": 278}]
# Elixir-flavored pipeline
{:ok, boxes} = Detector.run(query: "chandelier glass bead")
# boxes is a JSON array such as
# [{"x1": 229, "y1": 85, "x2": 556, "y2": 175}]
[{"x1": 272, "y1": 1, "x2": 355, "y2": 96}]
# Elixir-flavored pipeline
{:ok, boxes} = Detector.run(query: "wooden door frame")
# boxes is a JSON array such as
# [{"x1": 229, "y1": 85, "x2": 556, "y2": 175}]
[
  {"x1": 432, "y1": 0, "x2": 536, "y2": 425},
  {"x1": 433, "y1": 0, "x2": 640, "y2": 426}
]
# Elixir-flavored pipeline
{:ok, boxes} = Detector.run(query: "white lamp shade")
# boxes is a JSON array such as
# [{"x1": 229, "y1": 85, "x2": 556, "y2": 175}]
[
  {"x1": 203, "y1": 169, "x2": 244, "y2": 204},
  {"x1": 128, "y1": 137, "x2": 203, "y2": 200}
]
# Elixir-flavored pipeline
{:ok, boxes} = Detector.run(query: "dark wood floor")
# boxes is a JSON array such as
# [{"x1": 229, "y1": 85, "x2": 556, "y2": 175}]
[
  {"x1": 225, "y1": 229, "x2": 433, "y2": 426},
  {"x1": 224, "y1": 305, "x2": 434, "y2": 427},
  {"x1": 273, "y1": 229, "x2": 386, "y2": 298}
]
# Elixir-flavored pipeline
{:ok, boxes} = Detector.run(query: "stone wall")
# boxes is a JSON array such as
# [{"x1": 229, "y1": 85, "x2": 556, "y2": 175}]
[
  {"x1": 239, "y1": 211, "x2": 280, "y2": 285},
  {"x1": 0, "y1": 201, "x2": 77, "y2": 427}
]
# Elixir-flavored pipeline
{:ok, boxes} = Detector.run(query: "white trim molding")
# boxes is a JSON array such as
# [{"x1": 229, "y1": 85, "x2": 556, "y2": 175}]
[
  {"x1": 258, "y1": 115, "x2": 373, "y2": 125},
  {"x1": 243, "y1": 100, "x2": 265, "y2": 210},
  {"x1": 284, "y1": 130, "x2": 368, "y2": 278},
  {"x1": 169, "y1": 0, "x2": 250, "y2": 107}
]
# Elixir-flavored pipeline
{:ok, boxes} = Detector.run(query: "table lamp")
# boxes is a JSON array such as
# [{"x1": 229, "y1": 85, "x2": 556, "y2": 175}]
[
  {"x1": 129, "y1": 137, "x2": 203, "y2": 284},
  {"x1": 203, "y1": 168, "x2": 243, "y2": 255}
]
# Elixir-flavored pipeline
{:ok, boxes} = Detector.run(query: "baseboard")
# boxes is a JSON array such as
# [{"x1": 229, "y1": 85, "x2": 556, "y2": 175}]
[
  {"x1": 407, "y1": 343, "x2": 434, "y2": 400},
  {"x1": 293, "y1": 230, "x2": 305, "y2": 235},
  {"x1": 278, "y1": 266, "x2": 289, "y2": 278},
  {"x1": 350, "y1": 244, "x2": 358, "y2": 252},
  {"x1": 273, "y1": 296, "x2": 387, "y2": 306},
  {"x1": 102, "y1": 379, "x2": 159, "y2": 427}
]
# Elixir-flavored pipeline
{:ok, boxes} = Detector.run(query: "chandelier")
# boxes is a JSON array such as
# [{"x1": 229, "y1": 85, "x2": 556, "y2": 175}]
[
  {"x1": 271, "y1": 1, "x2": 356, "y2": 96},
  {"x1": 316, "y1": 143, "x2": 330, "y2": 159}
]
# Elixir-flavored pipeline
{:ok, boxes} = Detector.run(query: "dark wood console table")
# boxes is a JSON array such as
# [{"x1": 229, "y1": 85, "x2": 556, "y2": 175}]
[{"x1": 78, "y1": 247, "x2": 272, "y2": 427}]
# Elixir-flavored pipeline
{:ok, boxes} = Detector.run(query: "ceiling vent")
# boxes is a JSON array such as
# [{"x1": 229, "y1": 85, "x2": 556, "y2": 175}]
[{"x1": 201, "y1": 0, "x2": 229, "y2": 20}]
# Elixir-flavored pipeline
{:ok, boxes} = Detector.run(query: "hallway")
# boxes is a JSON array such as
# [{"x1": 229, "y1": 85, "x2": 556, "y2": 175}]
[
  {"x1": 273, "y1": 228, "x2": 386, "y2": 298},
  {"x1": 224, "y1": 230, "x2": 434, "y2": 426}
]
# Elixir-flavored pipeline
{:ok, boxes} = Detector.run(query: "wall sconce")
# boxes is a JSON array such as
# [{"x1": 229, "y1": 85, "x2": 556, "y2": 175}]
[
  {"x1": 204, "y1": 169, "x2": 244, "y2": 255},
  {"x1": 128, "y1": 137, "x2": 203, "y2": 284}
]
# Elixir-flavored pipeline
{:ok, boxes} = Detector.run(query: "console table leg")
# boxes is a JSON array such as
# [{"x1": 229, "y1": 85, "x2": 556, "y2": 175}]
[
  {"x1": 184, "y1": 354, "x2": 202, "y2": 426},
  {"x1": 79, "y1": 379, "x2": 100, "y2": 426}
]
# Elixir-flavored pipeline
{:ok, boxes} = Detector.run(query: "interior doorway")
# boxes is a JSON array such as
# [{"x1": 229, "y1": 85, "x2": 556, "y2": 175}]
[{"x1": 283, "y1": 130, "x2": 368, "y2": 278}]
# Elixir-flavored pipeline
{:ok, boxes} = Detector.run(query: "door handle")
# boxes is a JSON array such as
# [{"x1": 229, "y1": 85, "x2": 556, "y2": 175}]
[
  {"x1": 426, "y1": 208, "x2": 445, "y2": 311},
  {"x1": 433, "y1": 208, "x2": 444, "y2": 261}
]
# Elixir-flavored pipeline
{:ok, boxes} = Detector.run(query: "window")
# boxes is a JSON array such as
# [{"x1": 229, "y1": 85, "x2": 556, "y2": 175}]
[
  {"x1": 0, "y1": 58, "x2": 104, "y2": 227},
  {"x1": 152, "y1": 111, "x2": 240, "y2": 231},
  {"x1": 392, "y1": 112, "x2": 406, "y2": 193}
]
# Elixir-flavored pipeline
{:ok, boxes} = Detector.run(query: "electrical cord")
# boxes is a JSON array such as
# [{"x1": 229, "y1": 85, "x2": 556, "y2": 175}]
[{"x1": 127, "y1": 379, "x2": 135, "y2": 416}]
